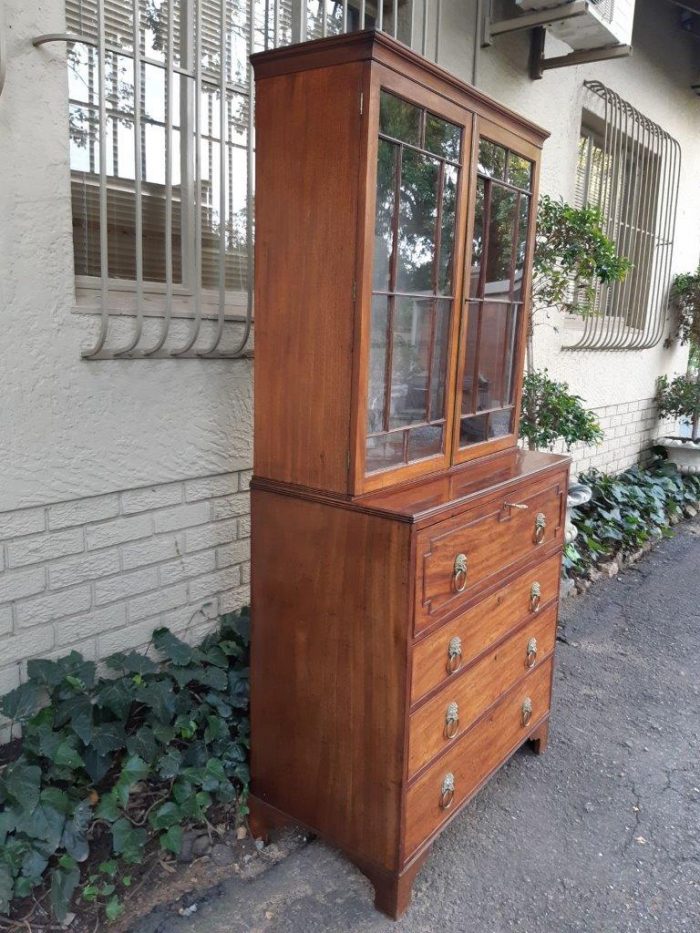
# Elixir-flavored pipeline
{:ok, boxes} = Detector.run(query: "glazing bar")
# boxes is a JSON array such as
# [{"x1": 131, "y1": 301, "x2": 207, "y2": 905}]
[{"x1": 82, "y1": 0, "x2": 110, "y2": 357}]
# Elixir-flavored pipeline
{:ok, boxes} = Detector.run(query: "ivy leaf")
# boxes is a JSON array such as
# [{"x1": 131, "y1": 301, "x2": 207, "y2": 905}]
[
  {"x1": 55, "y1": 737, "x2": 84, "y2": 770},
  {"x1": 94, "y1": 680, "x2": 133, "y2": 721},
  {"x1": 157, "y1": 748, "x2": 182, "y2": 780},
  {"x1": 50, "y1": 854, "x2": 80, "y2": 923},
  {"x1": 105, "y1": 896, "x2": 124, "y2": 922},
  {"x1": 135, "y1": 681, "x2": 176, "y2": 721},
  {"x1": 152, "y1": 627, "x2": 197, "y2": 666},
  {"x1": 149, "y1": 801, "x2": 180, "y2": 830},
  {"x1": 95, "y1": 792, "x2": 121, "y2": 823},
  {"x1": 106, "y1": 651, "x2": 159, "y2": 676},
  {"x1": 2, "y1": 760, "x2": 41, "y2": 811},
  {"x1": 111, "y1": 818, "x2": 146, "y2": 864},
  {"x1": 83, "y1": 746, "x2": 113, "y2": 785},
  {"x1": 90, "y1": 722, "x2": 127, "y2": 756},
  {"x1": 21, "y1": 847, "x2": 49, "y2": 884},
  {"x1": 120, "y1": 755, "x2": 150, "y2": 785},
  {"x1": 24, "y1": 801, "x2": 66, "y2": 850},
  {"x1": 126, "y1": 725, "x2": 157, "y2": 762},
  {"x1": 61, "y1": 801, "x2": 92, "y2": 862},
  {"x1": 159, "y1": 824, "x2": 183, "y2": 855},
  {"x1": 0, "y1": 681, "x2": 42, "y2": 722}
]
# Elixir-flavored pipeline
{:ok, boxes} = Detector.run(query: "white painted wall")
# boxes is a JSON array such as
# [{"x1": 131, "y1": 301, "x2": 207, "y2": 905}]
[{"x1": 0, "y1": 0, "x2": 698, "y2": 520}]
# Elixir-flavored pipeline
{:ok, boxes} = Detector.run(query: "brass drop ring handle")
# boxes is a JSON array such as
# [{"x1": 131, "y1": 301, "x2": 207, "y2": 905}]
[
  {"x1": 444, "y1": 702, "x2": 459, "y2": 740},
  {"x1": 446, "y1": 636, "x2": 463, "y2": 674},
  {"x1": 526, "y1": 637, "x2": 538, "y2": 669},
  {"x1": 453, "y1": 553, "x2": 468, "y2": 593},
  {"x1": 439, "y1": 773, "x2": 455, "y2": 809},
  {"x1": 530, "y1": 582, "x2": 541, "y2": 613},
  {"x1": 521, "y1": 697, "x2": 533, "y2": 727},
  {"x1": 533, "y1": 513, "x2": 546, "y2": 544}
]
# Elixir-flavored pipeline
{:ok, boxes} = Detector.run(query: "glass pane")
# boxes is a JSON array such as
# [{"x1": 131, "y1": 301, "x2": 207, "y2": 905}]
[
  {"x1": 488, "y1": 408, "x2": 514, "y2": 439},
  {"x1": 460, "y1": 303, "x2": 480, "y2": 415},
  {"x1": 478, "y1": 139, "x2": 506, "y2": 179},
  {"x1": 460, "y1": 414, "x2": 488, "y2": 446},
  {"x1": 367, "y1": 296, "x2": 389, "y2": 433},
  {"x1": 379, "y1": 91, "x2": 421, "y2": 146},
  {"x1": 507, "y1": 152, "x2": 533, "y2": 190},
  {"x1": 408, "y1": 424, "x2": 443, "y2": 461},
  {"x1": 438, "y1": 165, "x2": 458, "y2": 295},
  {"x1": 474, "y1": 302, "x2": 517, "y2": 412},
  {"x1": 366, "y1": 433, "x2": 405, "y2": 473},
  {"x1": 374, "y1": 140, "x2": 398, "y2": 291},
  {"x1": 470, "y1": 177, "x2": 485, "y2": 298},
  {"x1": 425, "y1": 114, "x2": 461, "y2": 162},
  {"x1": 513, "y1": 194, "x2": 530, "y2": 302},
  {"x1": 485, "y1": 186, "x2": 517, "y2": 298},
  {"x1": 389, "y1": 298, "x2": 433, "y2": 429},
  {"x1": 429, "y1": 300, "x2": 451, "y2": 421},
  {"x1": 397, "y1": 151, "x2": 439, "y2": 294}
]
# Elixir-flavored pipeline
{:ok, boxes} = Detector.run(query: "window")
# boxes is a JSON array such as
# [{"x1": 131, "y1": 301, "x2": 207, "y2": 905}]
[
  {"x1": 60, "y1": 0, "x2": 413, "y2": 358},
  {"x1": 566, "y1": 80, "x2": 681, "y2": 351}
]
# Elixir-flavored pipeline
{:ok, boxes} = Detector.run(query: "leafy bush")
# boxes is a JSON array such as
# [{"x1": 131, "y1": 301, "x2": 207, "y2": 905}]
[
  {"x1": 0, "y1": 610, "x2": 250, "y2": 924},
  {"x1": 656, "y1": 373, "x2": 700, "y2": 441},
  {"x1": 533, "y1": 195, "x2": 631, "y2": 318},
  {"x1": 666, "y1": 265, "x2": 700, "y2": 366},
  {"x1": 519, "y1": 369, "x2": 604, "y2": 452},
  {"x1": 564, "y1": 462, "x2": 700, "y2": 578}
]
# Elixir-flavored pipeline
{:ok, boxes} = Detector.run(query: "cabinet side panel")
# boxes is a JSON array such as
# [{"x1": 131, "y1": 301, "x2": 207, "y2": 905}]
[
  {"x1": 254, "y1": 64, "x2": 365, "y2": 493},
  {"x1": 250, "y1": 489, "x2": 409, "y2": 870}
]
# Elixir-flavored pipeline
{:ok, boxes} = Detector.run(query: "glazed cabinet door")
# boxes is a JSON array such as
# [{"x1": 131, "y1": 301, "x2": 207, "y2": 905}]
[
  {"x1": 355, "y1": 69, "x2": 471, "y2": 493},
  {"x1": 452, "y1": 120, "x2": 540, "y2": 464}
]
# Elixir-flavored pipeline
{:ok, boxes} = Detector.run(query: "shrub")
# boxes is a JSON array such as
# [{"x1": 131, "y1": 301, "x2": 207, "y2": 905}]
[
  {"x1": 519, "y1": 369, "x2": 604, "y2": 452},
  {"x1": 0, "y1": 610, "x2": 250, "y2": 924},
  {"x1": 656, "y1": 373, "x2": 700, "y2": 441},
  {"x1": 564, "y1": 461, "x2": 700, "y2": 578}
]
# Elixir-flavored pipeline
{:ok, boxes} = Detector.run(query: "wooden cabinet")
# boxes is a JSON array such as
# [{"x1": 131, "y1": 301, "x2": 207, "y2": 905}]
[{"x1": 250, "y1": 30, "x2": 569, "y2": 919}]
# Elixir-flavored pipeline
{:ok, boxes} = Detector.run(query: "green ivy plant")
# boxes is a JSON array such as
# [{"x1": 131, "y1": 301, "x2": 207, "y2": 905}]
[
  {"x1": 0, "y1": 610, "x2": 250, "y2": 925},
  {"x1": 564, "y1": 461, "x2": 700, "y2": 578},
  {"x1": 519, "y1": 369, "x2": 604, "y2": 452},
  {"x1": 657, "y1": 374, "x2": 700, "y2": 441}
]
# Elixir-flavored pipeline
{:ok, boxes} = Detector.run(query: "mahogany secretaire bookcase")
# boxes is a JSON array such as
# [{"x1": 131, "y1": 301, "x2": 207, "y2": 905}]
[{"x1": 249, "y1": 30, "x2": 569, "y2": 919}]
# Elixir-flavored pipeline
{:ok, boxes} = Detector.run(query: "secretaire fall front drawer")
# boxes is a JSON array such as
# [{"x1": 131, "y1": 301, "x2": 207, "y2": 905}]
[{"x1": 413, "y1": 476, "x2": 566, "y2": 633}]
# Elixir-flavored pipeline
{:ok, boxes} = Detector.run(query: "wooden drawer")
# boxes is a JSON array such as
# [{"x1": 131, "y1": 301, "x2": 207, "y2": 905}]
[
  {"x1": 410, "y1": 553, "x2": 561, "y2": 704},
  {"x1": 404, "y1": 658, "x2": 553, "y2": 858},
  {"x1": 408, "y1": 605, "x2": 556, "y2": 777},
  {"x1": 413, "y1": 476, "x2": 565, "y2": 633}
]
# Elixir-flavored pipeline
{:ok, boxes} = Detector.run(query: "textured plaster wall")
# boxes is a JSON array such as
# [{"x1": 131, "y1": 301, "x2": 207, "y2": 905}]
[
  {"x1": 0, "y1": 0, "x2": 698, "y2": 523},
  {"x1": 0, "y1": 3, "x2": 252, "y2": 514}
]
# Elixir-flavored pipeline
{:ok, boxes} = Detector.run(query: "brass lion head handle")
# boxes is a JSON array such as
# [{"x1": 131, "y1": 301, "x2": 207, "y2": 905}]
[
  {"x1": 453, "y1": 553, "x2": 468, "y2": 593},
  {"x1": 530, "y1": 581, "x2": 541, "y2": 613},
  {"x1": 521, "y1": 697, "x2": 533, "y2": 727},
  {"x1": 439, "y1": 773, "x2": 455, "y2": 809},
  {"x1": 444, "y1": 702, "x2": 459, "y2": 740},
  {"x1": 533, "y1": 513, "x2": 546, "y2": 544},
  {"x1": 446, "y1": 636, "x2": 463, "y2": 674}
]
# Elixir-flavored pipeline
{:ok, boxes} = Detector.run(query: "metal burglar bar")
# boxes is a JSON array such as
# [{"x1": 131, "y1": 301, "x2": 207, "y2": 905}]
[
  {"x1": 566, "y1": 80, "x2": 681, "y2": 352},
  {"x1": 34, "y1": 0, "x2": 439, "y2": 359}
]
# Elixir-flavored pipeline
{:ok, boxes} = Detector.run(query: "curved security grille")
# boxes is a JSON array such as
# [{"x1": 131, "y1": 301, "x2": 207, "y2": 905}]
[
  {"x1": 566, "y1": 80, "x2": 681, "y2": 352},
  {"x1": 36, "y1": 0, "x2": 438, "y2": 359}
]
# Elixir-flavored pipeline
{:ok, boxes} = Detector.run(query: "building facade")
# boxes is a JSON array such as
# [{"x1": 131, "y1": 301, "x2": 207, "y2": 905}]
[{"x1": 0, "y1": 0, "x2": 698, "y2": 701}]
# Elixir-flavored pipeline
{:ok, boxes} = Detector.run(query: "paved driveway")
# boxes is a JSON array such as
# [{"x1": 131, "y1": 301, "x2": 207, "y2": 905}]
[{"x1": 141, "y1": 523, "x2": 700, "y2": 933}]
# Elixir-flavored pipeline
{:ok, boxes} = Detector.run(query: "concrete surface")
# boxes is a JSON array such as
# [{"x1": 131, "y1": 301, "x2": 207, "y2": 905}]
[{"x1": 138, "y1": 524, "x2": 700, "y2": 933}]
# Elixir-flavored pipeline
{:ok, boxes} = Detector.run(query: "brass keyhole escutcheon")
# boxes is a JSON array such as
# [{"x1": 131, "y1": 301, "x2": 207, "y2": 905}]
[
  {"x1": 444, "y1": 702, "x2": 459, "y2": 740},
  {"x1": 530, "y1": 581, "x2": 541, "y2": 613},
  {"x1": 453, "y1": 553, "x2": 468, "y2": 593},
  {"x1": 533, "y1": 513, "x2": 546, "y2": 544},
  {"x1": 526, "y1": 637, "x2": 538, "y2": 669},
  {"x1": 439, "y1": 773, "x2": 455, "y2": 809},
  {"x1": 521, "y1": 697, "x2": 533, "y2": 727},
  {"x1": 446, "y1": 636, "x2": 463, "y2": 674}
]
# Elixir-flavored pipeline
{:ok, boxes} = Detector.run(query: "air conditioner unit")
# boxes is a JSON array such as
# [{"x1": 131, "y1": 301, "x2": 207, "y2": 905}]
[{"x1": 515, "y1": 0, "x2": 635, "y2": 50}]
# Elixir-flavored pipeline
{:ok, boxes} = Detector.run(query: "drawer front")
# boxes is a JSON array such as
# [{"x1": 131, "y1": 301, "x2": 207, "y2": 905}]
[
  {"x1": 410, "y1": 553, "x2": 561, "y2": 704},
  {"x1": 404, "y1": 658, "x2": 553, "y2": 858},
  {"x1": 414, "y1": 477, "x2": 565, "y2": 633},
  {"x1": 408, "y1": 606, "x2": 556, "y2": 777}
]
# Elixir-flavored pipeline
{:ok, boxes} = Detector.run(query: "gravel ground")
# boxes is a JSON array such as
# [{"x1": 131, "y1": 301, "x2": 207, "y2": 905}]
[{"x1": 135, "y1": 522, "x2": 700, "y2": 933}]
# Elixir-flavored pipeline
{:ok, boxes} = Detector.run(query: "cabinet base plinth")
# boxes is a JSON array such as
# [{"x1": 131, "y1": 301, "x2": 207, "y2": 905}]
[
  {"x1": 528, "y1": 717, "x2": 550, "y2": 755},
  {"x1": 358, "y1": 850, "x2": 430, "y2": 920},
  {"x1": 247, "y1": 794, "x2": 296, "y2": 843}
]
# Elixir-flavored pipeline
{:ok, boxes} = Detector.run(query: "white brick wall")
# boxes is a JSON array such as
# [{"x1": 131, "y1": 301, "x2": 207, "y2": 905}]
[
  {"x1": 0, "y1": 471, "x2": 251, "y2": 732},
  {"x1": 567, "y1": 397, "x2": 668, "y2": 476}
]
